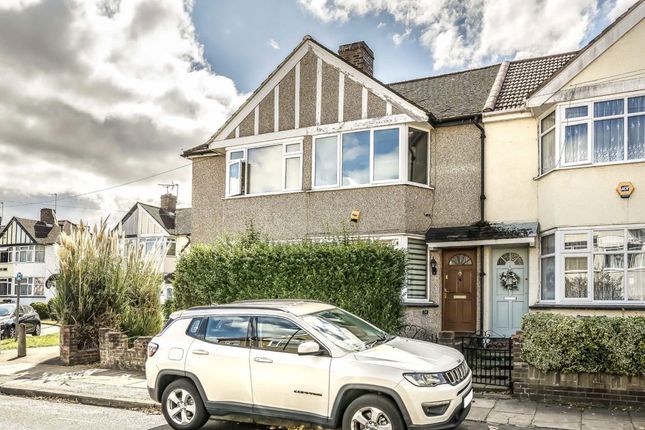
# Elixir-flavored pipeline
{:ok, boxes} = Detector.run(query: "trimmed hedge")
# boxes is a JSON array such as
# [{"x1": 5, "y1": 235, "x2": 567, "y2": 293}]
[
  {"x1": 31, "y1": 302, "x2": 50, "y2": 320},
  {"x1": 521, "y1": 313, "x2": 645, "y2": 375},
  {"x1": 174, "y1": 236, "x2": 406, "y2": 333}
]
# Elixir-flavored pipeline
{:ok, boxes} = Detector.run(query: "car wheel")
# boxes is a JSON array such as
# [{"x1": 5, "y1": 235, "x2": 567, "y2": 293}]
[
  {"x1": 161, "y1": 379, "x2": 209, "y2": 430},
  {"x1": 8, "y1": 326, "x2": 15, "y2": 339},
  {"x1": 342, "y1": 394, "x2": 405, "y2": 430},
  {"x1": 32, "y1": 323, "x2": 41, "y2": 336}
]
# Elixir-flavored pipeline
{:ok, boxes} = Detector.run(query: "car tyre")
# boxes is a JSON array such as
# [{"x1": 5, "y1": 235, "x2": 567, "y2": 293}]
[
  {"x1": 32, "y1": 323, "x2": 41, "y2": 336},
  {"x1": 342, "y1": 393, "x2": 405, "y2": 430},
  {"x1": 161, "y1": 379, "x2": 209, "y2": 430}
]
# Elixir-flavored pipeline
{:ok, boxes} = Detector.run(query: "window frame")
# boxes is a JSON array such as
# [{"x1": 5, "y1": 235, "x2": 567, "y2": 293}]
[
  {"x1": 540, "y1": 226, "x2": 645, "y2": 304},
  {"x1": 225, "y1": 138, "x2": 304, "y2": 198},
  {"x1": 540, "y1": 234, "x2": 556, "y2": 302},
  {"x1": 312, "y1": 124, "x2": 430, "y2": 191},
  {"x1": 539, "y1": 91, "x2": 645, "y2": 173},
  {"x1": 538, "y1": 110, "x2": 557, "y2": 174}
]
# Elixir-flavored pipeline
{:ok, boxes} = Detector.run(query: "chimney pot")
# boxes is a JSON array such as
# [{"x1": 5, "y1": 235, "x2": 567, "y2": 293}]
[
  {"x1": 338, "y1": 41, "x2": 374, "y2": 76},
  {"x1": 40, "y1": 208, "x2": 57, "y2": 226},
  {"x1": 160, "y1": 193, "x2": 177, "y2": 213}
]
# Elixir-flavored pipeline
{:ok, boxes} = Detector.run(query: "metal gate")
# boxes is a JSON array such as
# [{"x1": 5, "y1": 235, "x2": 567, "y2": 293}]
[{"x1": 459, "y1": 332, "x2": 512, "y2": 387}]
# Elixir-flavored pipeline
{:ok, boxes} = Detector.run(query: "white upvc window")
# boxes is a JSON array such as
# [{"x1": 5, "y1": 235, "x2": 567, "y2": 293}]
[
  {"x1": 312, "y1": 125, "x2": 429, "y2": 190},
  {"x1": 225, "y1": 140, "x2": 303, "y2": 197},
  {"x1": 539, "y1": 92, "x2": 645, "y2": 172},
  {"x1": 539, "y1": 226, "x2": 645, "y2": 304},
  {"x1": 0, "y1": 278, "x2": 13, "y2": 296},
  {"x1": 0, "y1": 247, "x2": 13, "y2": 263}
]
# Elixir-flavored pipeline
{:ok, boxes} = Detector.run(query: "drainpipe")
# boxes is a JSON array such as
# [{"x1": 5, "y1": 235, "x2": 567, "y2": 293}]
[{"x1": 473, "y1": 119, "x2": 486, "y2": 334}]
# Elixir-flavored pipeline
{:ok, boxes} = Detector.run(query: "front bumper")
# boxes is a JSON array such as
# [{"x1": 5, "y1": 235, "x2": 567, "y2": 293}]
[{"x1": 396, "y1": 372, "x2": 473, "y2": 429}]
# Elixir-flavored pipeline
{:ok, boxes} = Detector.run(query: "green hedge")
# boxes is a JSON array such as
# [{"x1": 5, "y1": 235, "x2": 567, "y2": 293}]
[
  {"x1": 30, "y1": 302, "x2": 50, "y2": 320},
  {"x1": 521, "y1": 313, "x2": 645, "y2": 375},
  {"x1": 173, "y1": 236, "x2": 406, "y2": 333}
]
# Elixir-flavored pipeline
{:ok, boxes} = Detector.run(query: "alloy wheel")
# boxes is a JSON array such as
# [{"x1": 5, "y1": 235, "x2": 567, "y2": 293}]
[
  {"x1": 35, "y1": 324, "x2": 41, "y2": 335},
  {"x1": 351, "y1": 406, "x2": 392, "y2": 430},
  {"x1": 166, "y1": 388, "x2": 197, "y2": 426}
]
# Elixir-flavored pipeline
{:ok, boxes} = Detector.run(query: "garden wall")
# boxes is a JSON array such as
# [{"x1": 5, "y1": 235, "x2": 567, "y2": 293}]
[
  {"x1": 98, "y1": 328, "x2": 151, "y2": 371},
  {"x1": 512, "y1": 332, "x2": 645, "y2": 408},
  {"x1": 59, "y1": 325, "x2": 100, "y2": 366}
]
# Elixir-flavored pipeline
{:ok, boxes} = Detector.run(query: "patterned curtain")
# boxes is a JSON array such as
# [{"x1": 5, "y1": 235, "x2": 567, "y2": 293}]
[
  {"x1": 564, "y1": 124, "x2": 588, "y2": 163},
  {"x1": 594, "y1": 118, "x2": 624, "y2": 162},
  {"x1": 628, "y1": 115, "x2": 645, "y2": 160}
]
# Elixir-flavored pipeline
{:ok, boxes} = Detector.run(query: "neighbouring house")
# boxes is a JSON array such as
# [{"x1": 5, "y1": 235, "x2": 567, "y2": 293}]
[
  {"x1": 479, "y1": 0, "x2": 645, "y2": 336},
  {"x1": 115, "y1": 193, "x2": 192, "y2": 302},
  {"x1": 0, "y1": 208, "x2": 76, "y2": 305},
  {"x1": 184, "y1": 35, "x2": 499, "y2": 335}
]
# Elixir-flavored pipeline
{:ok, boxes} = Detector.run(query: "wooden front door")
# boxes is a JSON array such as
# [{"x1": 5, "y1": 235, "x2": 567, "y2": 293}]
[{"x1": 442, "y1": 249, "x2": 477, "y2": 332}]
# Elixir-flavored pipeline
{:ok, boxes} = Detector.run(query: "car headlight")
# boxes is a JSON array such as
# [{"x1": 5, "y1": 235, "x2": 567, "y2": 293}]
[{"x1": 403, "y1": 372, "x2": 446, "y2": 387}]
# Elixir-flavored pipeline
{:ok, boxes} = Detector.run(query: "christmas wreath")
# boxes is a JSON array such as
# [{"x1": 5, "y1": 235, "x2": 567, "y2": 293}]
[{"x1": 500, "y1": 269, "x2": 520, "y2": 291}]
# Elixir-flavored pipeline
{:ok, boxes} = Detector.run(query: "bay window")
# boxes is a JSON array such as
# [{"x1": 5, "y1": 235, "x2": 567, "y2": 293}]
[
  {"x1": 0, "y1": 247, "x2": 12, "y2": 263},
  {"x1": 540, "y1": 227, "x2": 645, "y2": 304},
  {"x1": 226, "y1": 140, "x2": 303, "y2": 196},
  {"x1": 540, "y1": 93, "x2": 645, "y2": 172},
  {"x1": 313, "y1": 125, "x2": 429, "y2": 190}
]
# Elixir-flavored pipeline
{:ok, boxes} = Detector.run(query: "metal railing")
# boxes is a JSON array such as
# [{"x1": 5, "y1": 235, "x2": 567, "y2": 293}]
[{"x1": 459, "y1": 331, "x2": 512, "y2": 387}]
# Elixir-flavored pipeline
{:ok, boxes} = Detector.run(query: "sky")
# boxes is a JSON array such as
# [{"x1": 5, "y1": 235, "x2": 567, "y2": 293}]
[{"x1": 0, "y1": 0, "x2": 637, "y2": 227}]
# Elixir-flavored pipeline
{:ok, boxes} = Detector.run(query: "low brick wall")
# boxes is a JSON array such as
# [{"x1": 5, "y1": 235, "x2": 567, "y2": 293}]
[
  {"x1": 98, "y1": 328, "x2": 151, "y2": 371},
  {"x1": 59, "y1": 325, "x2": 100, "y2": 366},
  {"x1": 512, "y1": 332, "x2": 645, "y2": 408}
]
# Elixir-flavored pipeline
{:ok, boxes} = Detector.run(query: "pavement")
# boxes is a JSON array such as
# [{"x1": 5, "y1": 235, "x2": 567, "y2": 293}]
[{"x1": 0, "y1": 346, "x2": 642, "y2": 430}]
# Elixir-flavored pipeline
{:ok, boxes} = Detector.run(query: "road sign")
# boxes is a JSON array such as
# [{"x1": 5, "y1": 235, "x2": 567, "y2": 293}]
[{"x1": 16, "y1": 272, "x2": 22, "y2": 281}]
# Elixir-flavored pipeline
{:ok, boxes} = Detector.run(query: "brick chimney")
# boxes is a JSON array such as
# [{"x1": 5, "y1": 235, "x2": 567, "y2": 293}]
[
  {"x1": 338, "y1": 41, "x2": 374, "y2": 76},
  {"x1": 160, "y1": 193, "x2": 177, "y2": 213},
  {"x1": 40, "y1": 208, "x2": 57, "y2": 226}
]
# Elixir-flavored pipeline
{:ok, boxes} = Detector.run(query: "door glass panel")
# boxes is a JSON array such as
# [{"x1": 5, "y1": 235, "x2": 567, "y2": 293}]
[
  {"x1": 204, "y1": 316, "x2": 249, "y2": 347},
  {"x1": 448, "y1": 254, "x2": 472, "y2": 266},
  {"x1": 256, "y1": 317, "x2": 315, "y2": 354},
  {"x1": 564, "y1": 257, "x2": 588, "y2": 298},
  {"x1": 497, "y1": 252, "x2": 524, "y2": 266}
]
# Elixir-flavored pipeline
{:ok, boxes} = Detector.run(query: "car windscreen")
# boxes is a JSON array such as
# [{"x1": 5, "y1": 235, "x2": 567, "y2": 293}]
[
  {"x1": 302, "y1": 307, "x2": 387, "y2": 352},
  {"x1": 0, "y1": 305, "x2": 15, "y2": 316}
]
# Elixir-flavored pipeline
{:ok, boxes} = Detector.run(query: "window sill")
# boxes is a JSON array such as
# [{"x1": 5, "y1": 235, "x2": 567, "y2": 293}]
[
  {"x1": 308, "y1": 181, "x2": 434, "y2": 194},
  {"x1": 223, "y1": 190, "x2": 304, "y2": 200},
  {"x1": 530, "y1": 303, "x2": 645, "y2": 310},
  {"x1": 403, "y1": 301, "x2": 439, "y2": 308},
  {"x1": 535, "y1": 158, "x2": 645, "y2": 180}
]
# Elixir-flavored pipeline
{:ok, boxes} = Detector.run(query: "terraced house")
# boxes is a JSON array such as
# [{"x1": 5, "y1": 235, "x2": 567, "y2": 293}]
[{"x1": 185, "y1": 0, "x2": 645, "y2": 338}]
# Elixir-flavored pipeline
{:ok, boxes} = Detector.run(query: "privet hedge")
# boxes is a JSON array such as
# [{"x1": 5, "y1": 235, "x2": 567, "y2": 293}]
[
  {"x1": 521, "y1": 313, "x2": 645, "y2": 375},
  {"x1": 174, "y1": 236, "x2": 406, "y2": 333}
]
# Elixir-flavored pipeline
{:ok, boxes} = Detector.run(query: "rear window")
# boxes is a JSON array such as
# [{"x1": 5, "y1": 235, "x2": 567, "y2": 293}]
[{"x1": 186, "y1": 318, "x2": 204, "y2": 339}]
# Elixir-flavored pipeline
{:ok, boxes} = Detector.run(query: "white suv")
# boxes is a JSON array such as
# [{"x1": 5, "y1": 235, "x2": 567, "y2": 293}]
[{"x1": 146, "y1": 300, "x2": 472, "y2": 430}]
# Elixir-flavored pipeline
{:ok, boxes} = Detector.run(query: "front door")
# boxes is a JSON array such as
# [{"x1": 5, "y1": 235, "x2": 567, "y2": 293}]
[
  {"x1": 442, "y1": 249, "x2": 477, "y2": 332},
  {"x1": 492, "y1": 248, "x2": 529, "y2": 337}
]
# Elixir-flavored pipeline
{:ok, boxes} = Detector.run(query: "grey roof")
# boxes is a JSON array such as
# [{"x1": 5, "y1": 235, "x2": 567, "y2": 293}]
[
  {"x1": 388, "y1": 64, "x2": 501, "y2": 121},
  {"x1": 493, "y1": 52, "x2": 578, "y2": 111},
  {"x1": 139, "y1": 203, "x2": 192, "y2": 236},
  {"x1": 8, "y1": 218, "x2": 75, "y2": 245},
  {"x1": 426, "y1": 222, "x2": 539, "y2": 243}
]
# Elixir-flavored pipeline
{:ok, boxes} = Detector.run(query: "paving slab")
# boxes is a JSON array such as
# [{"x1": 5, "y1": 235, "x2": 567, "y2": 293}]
[
  {"x1": 582, "y1": 422, "x2": 634, "y2": 430},
  {"x1": 582, "y1": 407, "x2": 631, "y2": 421},
  {"x1": 487, "y1": 410, "x2": 534, "y2": 427},
  {"x1": 466, "y1": 406, "x2": 491, "y2": 422},
  {"x1": 493, "y1": 398, "x2": 538, "y2": 415},
  {"x1": 471, "y1": 398, "x2": 496, "y2": 409}
]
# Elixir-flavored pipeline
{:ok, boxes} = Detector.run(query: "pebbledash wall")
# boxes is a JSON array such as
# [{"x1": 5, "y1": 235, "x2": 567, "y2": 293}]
[{"x1": 511, "y1": 332, "x2": 645, "y2": 408}]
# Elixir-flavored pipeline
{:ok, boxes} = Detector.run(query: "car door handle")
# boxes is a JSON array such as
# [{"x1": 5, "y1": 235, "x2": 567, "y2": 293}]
[
  {"x1": 191, "y1": 349, "x2": 209, "y2": 356},
  {"x1": 254, "y1": 357, "x2": 273, "y2": 364}
]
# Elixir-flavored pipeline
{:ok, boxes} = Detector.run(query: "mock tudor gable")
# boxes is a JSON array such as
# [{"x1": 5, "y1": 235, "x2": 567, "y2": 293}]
[{"x1": 184, "y1": 37, "x2": 429, "y2": 156}]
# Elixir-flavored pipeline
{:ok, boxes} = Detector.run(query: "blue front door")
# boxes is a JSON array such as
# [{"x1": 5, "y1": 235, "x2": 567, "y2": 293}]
[{"x1": 491, "y1": 248, "x2": 528, "y2": 337}]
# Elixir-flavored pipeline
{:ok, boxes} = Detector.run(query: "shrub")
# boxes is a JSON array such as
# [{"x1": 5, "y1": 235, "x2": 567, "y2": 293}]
[
  {"x1": 51, "y1": 221, "x2": 163, "y2": 349},
  {"x1": 174, "y1": 231, "x2": 406, "y2": 333},
  {"x1": 30, "y1": 302, "x2": 50, "y2": 320},
  {"x1": 521, "y1": 313, "x2": 645, "y2": 375}
]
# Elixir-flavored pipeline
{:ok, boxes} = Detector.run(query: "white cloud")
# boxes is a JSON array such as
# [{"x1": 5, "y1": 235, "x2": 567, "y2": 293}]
[
  {"x1": 268, "y1": 38, "x2": 281, "y2": 50},
  {"x1": 377, "y1": 21, "x2": 386, "y2": 28},
  {"x1": 607, "y1": 0, "x2": 637, "y2": 20},
  {"x1": 0, "y1": 0, "x2": 246, "y2": 224},
  {"x1": 298, "y1": 0, "x2": 626, "y2": 70},
  {"x1": 391, "y1": 28, "x2": 411, "y2": 46}
]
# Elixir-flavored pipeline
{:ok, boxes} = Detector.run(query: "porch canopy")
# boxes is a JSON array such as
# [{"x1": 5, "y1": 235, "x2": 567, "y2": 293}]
[{"x1": 426, "y1": 222, "x2": 538, "y2": 248}]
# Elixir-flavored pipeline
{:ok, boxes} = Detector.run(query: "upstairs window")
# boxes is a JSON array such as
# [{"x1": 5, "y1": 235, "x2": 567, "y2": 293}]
[
  {"x1": 540, "y1": 93, "x2": 645, "y2": 172},
  {"x1": 313, "y1": 125, "x2": 429, "y2": 190},
  {"x1": 226, "y1": 141, "x2": 302, "y2": 197}
]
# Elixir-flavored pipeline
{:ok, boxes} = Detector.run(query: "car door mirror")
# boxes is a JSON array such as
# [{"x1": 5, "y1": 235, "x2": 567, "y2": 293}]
[{"x1": 297, "y1": 341, "x2": 322, "y2": 355}]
